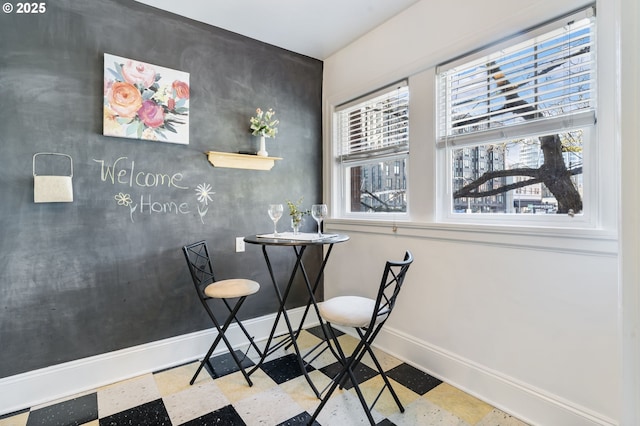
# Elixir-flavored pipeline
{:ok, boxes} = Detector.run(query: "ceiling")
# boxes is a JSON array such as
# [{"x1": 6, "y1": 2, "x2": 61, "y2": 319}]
[{"x1": 134, "y1": 0, "x2": 421, "y2": 60}]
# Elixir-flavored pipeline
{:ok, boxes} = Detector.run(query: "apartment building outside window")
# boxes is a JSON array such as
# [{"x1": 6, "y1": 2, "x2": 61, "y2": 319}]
[{"x1": 334, "y1": 82, "x2": 409, "y2": 216}]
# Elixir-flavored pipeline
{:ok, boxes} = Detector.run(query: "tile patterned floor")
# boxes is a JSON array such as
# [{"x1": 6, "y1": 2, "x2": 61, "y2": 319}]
[{"x1": 0, "y1": 326, "x2": 529, "y2": 426}]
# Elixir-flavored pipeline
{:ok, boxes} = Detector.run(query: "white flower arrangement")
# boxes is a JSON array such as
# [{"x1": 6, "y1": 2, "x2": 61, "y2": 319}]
[{"x1": 249, "y1": 108, "x2": 279, "y2": 138}]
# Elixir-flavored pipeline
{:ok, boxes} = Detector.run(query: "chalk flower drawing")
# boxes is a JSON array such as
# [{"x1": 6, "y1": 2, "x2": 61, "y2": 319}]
[
  {"x1": 115, "y1": 192, "x2": 132, "y2": 206},
  {"x1": 195, "y1": 183, "x2": 214, "y2": 205},
  {"x1": 103, "y1": 53, "x2": 190, "y2": 145}
]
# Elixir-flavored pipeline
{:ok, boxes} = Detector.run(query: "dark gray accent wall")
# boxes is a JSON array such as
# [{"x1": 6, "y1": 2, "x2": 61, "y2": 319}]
[{"x1": 0, "y1": 0, "x2": 323, "y2": 378}]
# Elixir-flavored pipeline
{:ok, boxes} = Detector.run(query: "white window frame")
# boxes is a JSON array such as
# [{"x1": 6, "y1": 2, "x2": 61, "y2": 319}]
[
  {"x1": 333, "y1": 81, "x2": 410, "y2": 220},
  {"x1": 435, "y1": 6, "x2": 598, "y2": 228}
]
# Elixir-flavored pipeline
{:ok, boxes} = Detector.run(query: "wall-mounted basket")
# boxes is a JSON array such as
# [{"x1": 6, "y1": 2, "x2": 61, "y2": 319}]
[{"x1": 33, "y1": 152, "x2": 74, "y2": 203}]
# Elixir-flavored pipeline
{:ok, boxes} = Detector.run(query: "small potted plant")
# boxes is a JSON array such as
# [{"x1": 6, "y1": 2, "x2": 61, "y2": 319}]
[
  {"x1": 287, "y1": 197, "x2": 309, "y2": 234},
  {"x1": 249, "y1": 108, "x2": 279, "y2": 157}
]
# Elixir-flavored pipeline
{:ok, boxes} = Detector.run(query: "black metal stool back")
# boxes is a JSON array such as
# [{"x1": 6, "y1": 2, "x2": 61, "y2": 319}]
[
  {"x1": 182, "y1": 240, "x2": 262, "y2": 386},
  {"x1": 310, "y1": 251, "x2": 413, "y2": 425}
]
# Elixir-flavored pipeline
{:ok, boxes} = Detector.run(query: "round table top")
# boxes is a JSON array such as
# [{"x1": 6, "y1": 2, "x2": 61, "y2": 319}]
[{"x1": 244, "y1": 233, "x2": 349, "y2": 246}]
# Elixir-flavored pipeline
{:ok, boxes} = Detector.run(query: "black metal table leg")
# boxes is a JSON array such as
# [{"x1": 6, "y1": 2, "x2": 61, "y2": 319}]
[
  {"x1": 248, "y1": 244, "x2": 322, "y2": 398},
  {"x1": 243, "y1": 234, "x2": 350, "y2": 398}
]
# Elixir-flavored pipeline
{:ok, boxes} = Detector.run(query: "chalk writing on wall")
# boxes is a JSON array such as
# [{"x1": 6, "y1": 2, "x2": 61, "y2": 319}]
[{"x1": 93, "y1": 156, "x2": 213, "y2": 223}]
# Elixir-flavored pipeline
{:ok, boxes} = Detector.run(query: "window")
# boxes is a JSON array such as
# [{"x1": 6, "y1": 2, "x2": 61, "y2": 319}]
[
  {"x1": 437, "y1": 7, "x2": 595, "y2": 219},
  {"x1": 335, "y1": 82, "x2": 409, "y2": 215}
]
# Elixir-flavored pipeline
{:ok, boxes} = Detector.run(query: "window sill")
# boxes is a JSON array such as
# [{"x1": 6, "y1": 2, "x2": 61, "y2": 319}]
[{"x1": 324, "y1": 218, "x2": 618, "y2": 257}]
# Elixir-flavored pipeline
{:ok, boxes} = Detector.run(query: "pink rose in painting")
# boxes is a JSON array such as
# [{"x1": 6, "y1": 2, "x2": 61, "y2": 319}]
[
  {"x1": 108, "y1": 82, "x2": 142, "y2": 118},
  {"x1": 172, "y1": 80, "x2": 190, "y2": 99},
  {"x1": 138, "y1": 100, "x2": 165, "y2": 128},
  {"x1": 122, "y1": 60, "x2": 157, "y2": 88}
]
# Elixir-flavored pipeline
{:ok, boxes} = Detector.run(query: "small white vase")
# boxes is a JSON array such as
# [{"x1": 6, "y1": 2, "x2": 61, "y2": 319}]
[{"x1": 257, "y1": 135, "x2": 268, "y2": 157}]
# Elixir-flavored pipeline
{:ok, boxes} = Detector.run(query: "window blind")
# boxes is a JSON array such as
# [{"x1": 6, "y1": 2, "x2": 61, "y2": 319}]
[
  {"x1": 437, "y1": 7, "x2": 596, "y2": 146},
  {"x1": 336, "y1": 82, "x2": 409, "y2": 162}
]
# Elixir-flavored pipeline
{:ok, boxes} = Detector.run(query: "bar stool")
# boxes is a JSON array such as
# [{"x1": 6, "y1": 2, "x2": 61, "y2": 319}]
[
  {"x1": 310, "y1": 251, "x2": 413, "y2": 425},
  {"x1": 182, "y1": 240, "x2": 263, "y2": 386}
]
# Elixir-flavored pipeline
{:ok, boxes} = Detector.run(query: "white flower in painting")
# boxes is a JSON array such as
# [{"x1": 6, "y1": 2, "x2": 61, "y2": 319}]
[
  {"x1": 152, "y1": 84, "x2": 172, "y2": 104},
  {"x1": 195, "y1": 183, "x2": 214, "y2": 205},
  {"x1": 141, "y1": 128, "x2": 158, "y2": 140}
]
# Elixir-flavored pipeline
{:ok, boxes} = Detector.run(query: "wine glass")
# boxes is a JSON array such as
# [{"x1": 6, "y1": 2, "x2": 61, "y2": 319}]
[
  {"x1": 311, "y1": 204, "x2": 328, "y2": 238},
  {"x1": 268, "y1": 204, "x2": 283, "y2": 236}
]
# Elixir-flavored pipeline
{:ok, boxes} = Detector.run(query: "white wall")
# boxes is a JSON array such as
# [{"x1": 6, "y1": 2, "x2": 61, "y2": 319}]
[
  {"x1": 619, "y1": 0, "x2": 640, "y2": 423},
  {"x1": 323, "y1": 0, "x2": 627, "y2": 424}
]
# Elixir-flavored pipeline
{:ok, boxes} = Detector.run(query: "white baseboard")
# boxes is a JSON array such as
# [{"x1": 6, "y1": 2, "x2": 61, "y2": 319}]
[
  {"x1": 1, "y1": 312, "x2": 617, "y2": 425},
  {"x1": 0, "y1": 307, "x2": 317, "y2": 417},
  {"x1": 371, "y1": 326, "x2": 617, "y2": 426}
]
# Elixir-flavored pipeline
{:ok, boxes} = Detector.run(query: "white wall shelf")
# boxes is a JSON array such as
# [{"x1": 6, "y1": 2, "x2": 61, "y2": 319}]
[{"x1": 205, "y1": 151, "x2": 282, "y2": 171}]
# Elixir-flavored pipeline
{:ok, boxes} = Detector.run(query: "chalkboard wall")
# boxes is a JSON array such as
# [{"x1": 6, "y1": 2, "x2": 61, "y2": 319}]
[{"x1": 0, "y1": 0, "x2": 323, "y2": 378}]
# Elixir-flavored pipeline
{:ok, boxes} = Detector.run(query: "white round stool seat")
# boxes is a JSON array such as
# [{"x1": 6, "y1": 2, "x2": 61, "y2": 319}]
[
  {"x1": 204, "y1": 279, "x2": 260, "y2": 299},
  {"x1": 319, "y1": 295, "x2": 388, "y2": 328}
]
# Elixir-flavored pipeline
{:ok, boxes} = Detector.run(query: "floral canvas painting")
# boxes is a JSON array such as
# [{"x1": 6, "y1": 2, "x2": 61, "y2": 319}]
[{"x1": 103, "y1": 53, "x2": 189, "y2": 144}]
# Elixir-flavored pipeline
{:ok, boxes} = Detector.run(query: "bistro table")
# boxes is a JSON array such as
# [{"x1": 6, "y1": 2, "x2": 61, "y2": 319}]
[{"x1": 244, "y1": 232, "x2": 349, "y2": 398}]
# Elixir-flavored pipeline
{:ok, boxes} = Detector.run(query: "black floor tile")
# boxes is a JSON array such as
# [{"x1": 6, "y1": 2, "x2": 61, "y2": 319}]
[
  {"x1": 385, "y1": 363, "x2": 442, "y2": 395},
  {"x1": 26, "y1": 393, "x2": 97, "y2": 426},
  {"x1": 99, "y1": 399, "x2": 170, "y2": 426},
  {"x1": 305, "y1": 324, "x2": 344, "y2": 341},
  {"x1": 180, "y1": 404, "x2": 246, "y2": 426},
  {"x1": 276, "y1": 411, "x2": 320, "y2": 425},
  {"x1": 261, "y1": 353, "x2": 315, "y2": 384},
  {"x1": 319, "y1": 360, "x2": 378, "y2": 390},
  {"x1": 203, "y1": 349, "x2": 255, "y2": 379}
]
